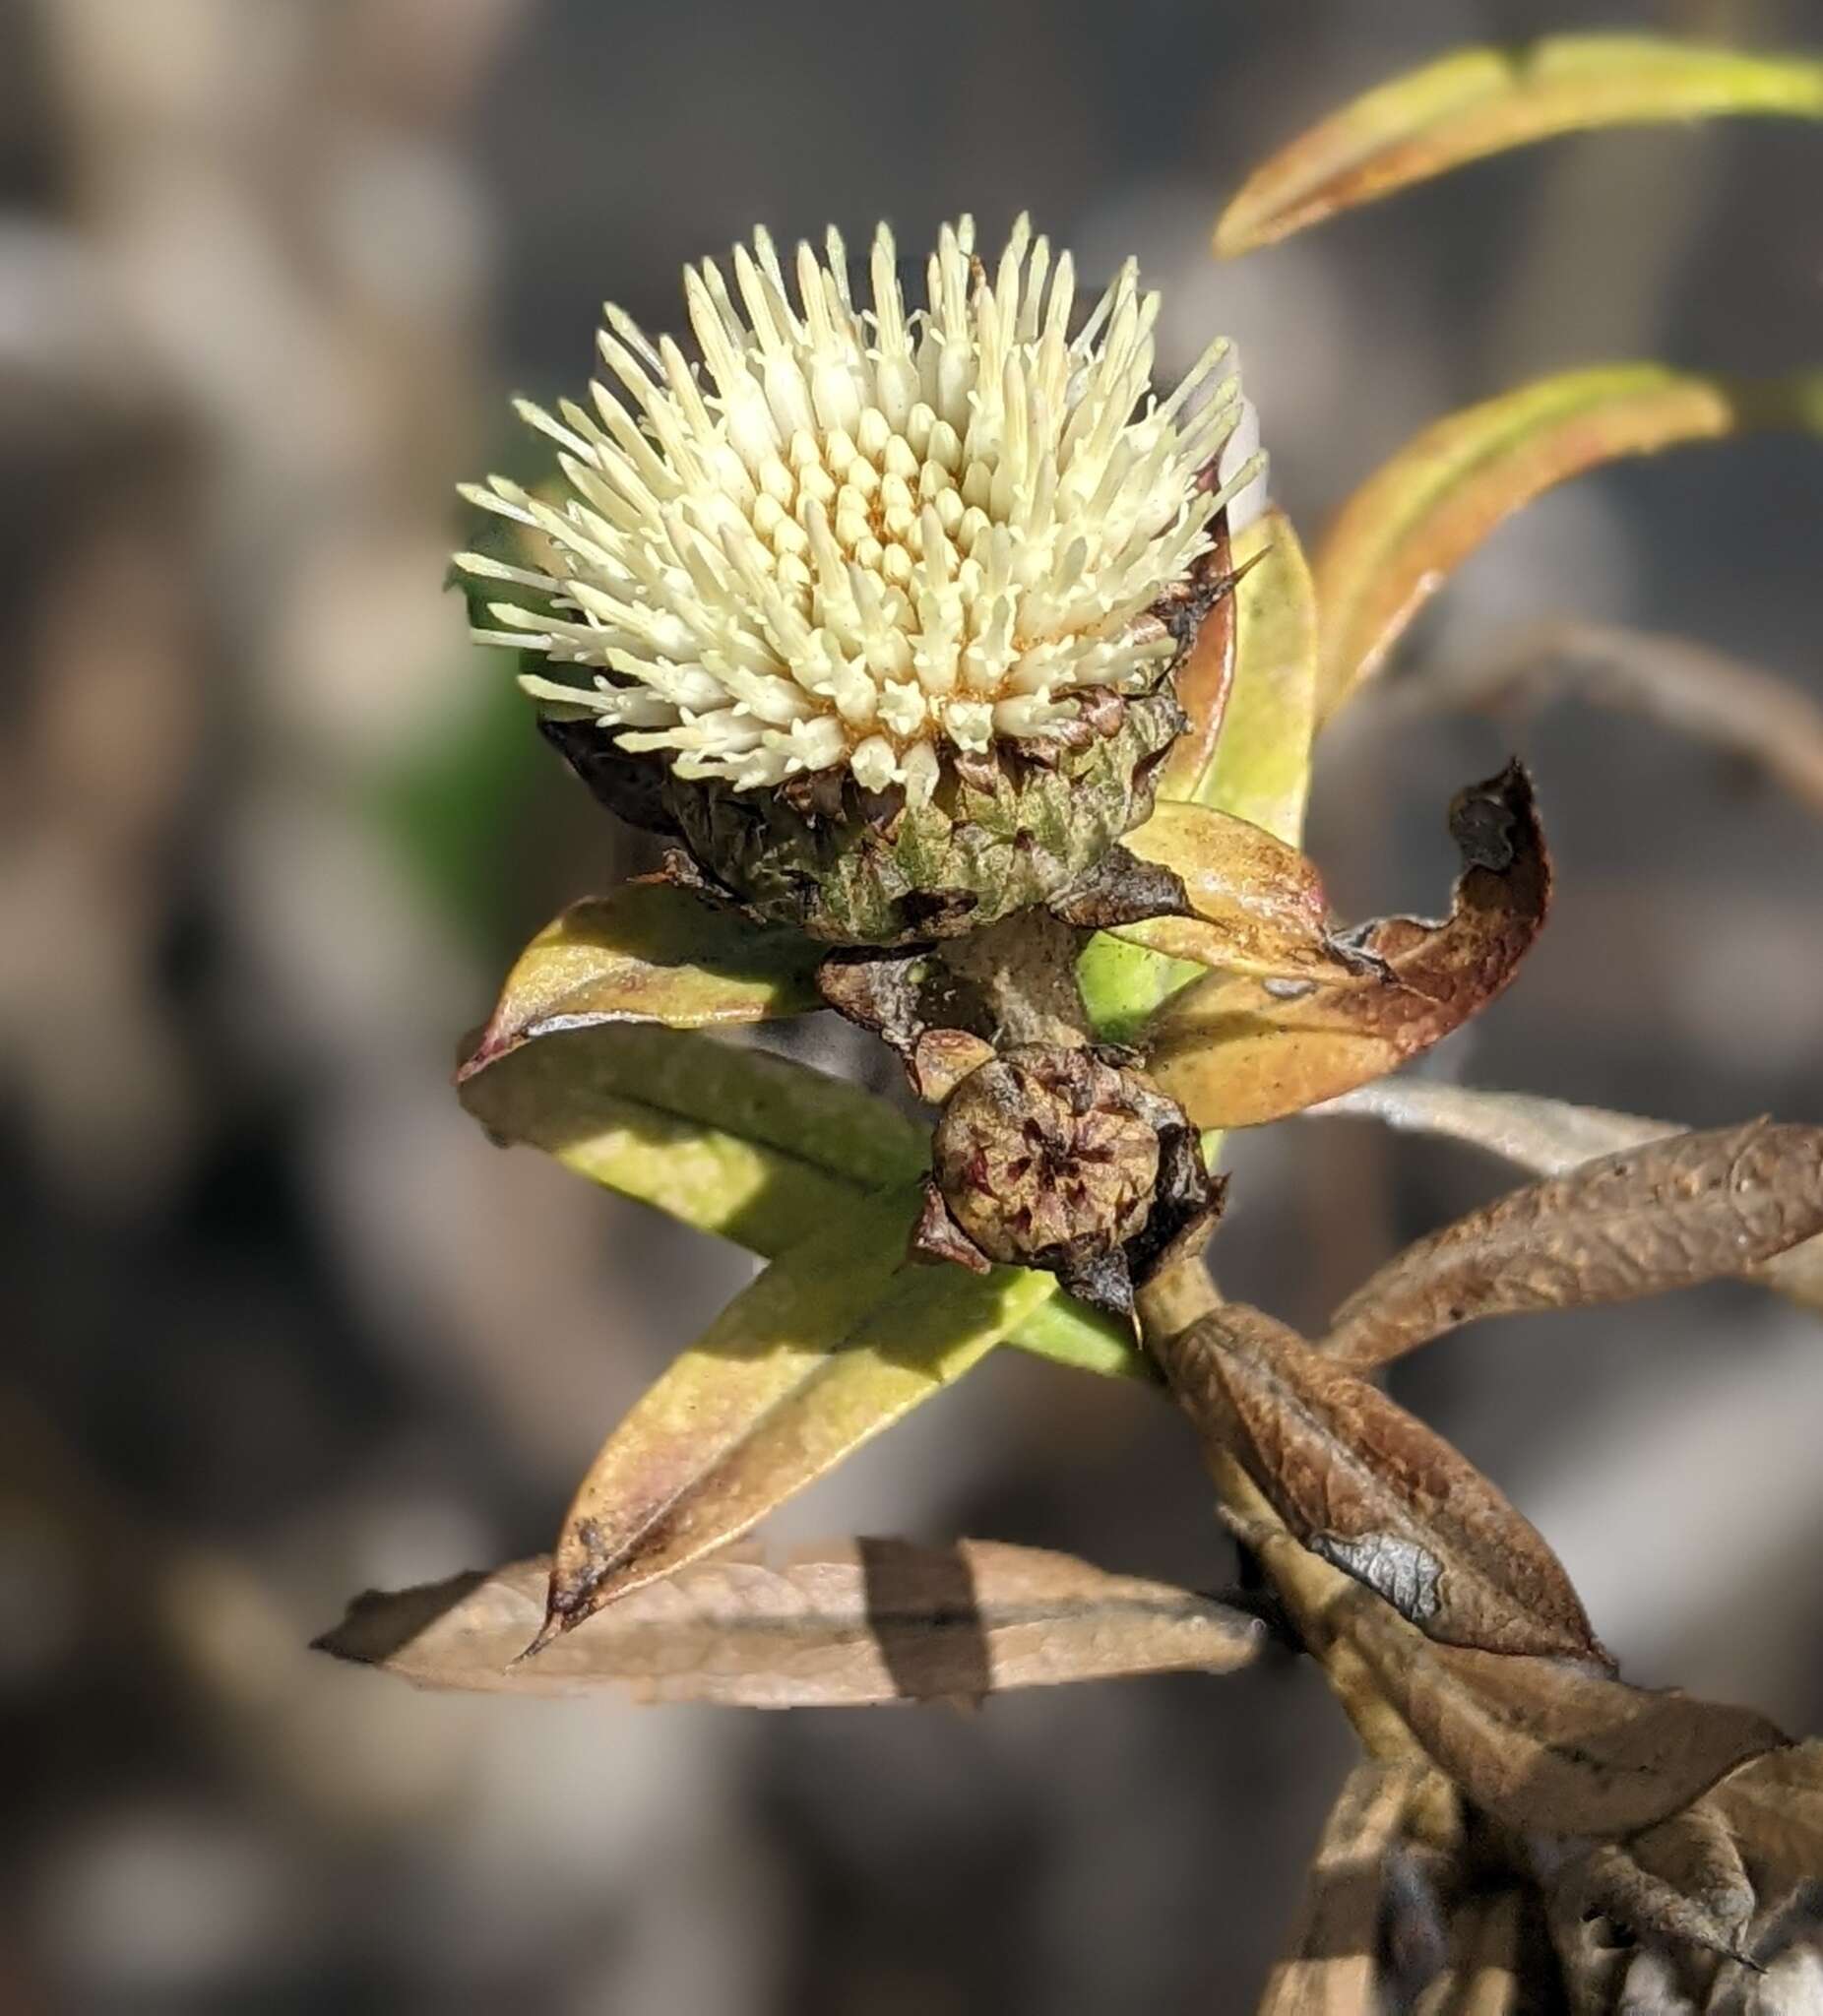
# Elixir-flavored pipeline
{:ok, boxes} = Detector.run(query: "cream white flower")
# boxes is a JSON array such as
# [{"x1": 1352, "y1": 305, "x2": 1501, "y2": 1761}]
[{"x1": 459, "y1": 215, "x2": 1262, "y2": 805}]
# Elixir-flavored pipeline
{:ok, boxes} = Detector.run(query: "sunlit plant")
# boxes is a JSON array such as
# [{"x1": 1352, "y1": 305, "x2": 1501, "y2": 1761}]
[{"x1": 323, "y1": 36, "x2": 1823, "y2": 2011}]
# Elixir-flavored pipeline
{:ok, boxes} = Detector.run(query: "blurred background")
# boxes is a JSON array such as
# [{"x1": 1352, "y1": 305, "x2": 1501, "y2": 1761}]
[{"x1": 4, "y1": 0, "x2": 1822, "y2": 2008}]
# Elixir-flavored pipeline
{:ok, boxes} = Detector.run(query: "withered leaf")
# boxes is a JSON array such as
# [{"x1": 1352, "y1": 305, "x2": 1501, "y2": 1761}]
[
  {"x1": 1158, "y1": 1300, "x2": 1604, "y2": 1663},
  {"x1": 1419, "y1": 1891, "x2": 1525, "y2": 2016},
  {"x1": 1257, "y1": 1762, "x2": 1433, "y2": 2015},
  {"x1": 315, "y1": 1539, "x2": 1264, "y2": 1705},
  {"x1": 1313, "y1": 1080, "x2": 1823, "y2": 1322},
  {"x1": 1324, "y1": 1120, "x2": 1823, "y2": 1371},
  {"x1": 1109, "y1": 802, "x2": 1378, "y2": 987},
  {"x1": 460, "y1": 882, "x2": 823, "y2": 1078},
  {"x1": 1191, "y1": 1442, "x2": 1787, "y2": 1845},
  {"x1": 1706, "y1": 1740, "x2": 1823, "y2": 1884},
  {"x1": 1328, "y1": 1582, "x2": 1788, "y2": 1840},
  {"x1": 1143, "y1": 763, "x2": 1549, "y2": 1129},
  {"x1": 1577, "y1": 1802, "x2": 1756, "y2": 1964},
  {"x1": 1312, "y1": 1079, "x2": 1675, "y2": 1175}
]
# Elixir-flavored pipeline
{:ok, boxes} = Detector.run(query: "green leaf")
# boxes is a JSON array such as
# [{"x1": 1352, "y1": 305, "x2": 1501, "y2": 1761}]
[
  {"x1": 1216, "y1": 35, "x2": 1823, "y2": 256},
  {"x1": 459, "y1": 1024, "x2": 1149, "y2": 1379},
  {"x1": 460, "y1": 883, "x2": 825, "y2": 1075},
  {"x1": 1313, "y1": 365, "x2": 1823, "y2": 724},
  {"x1": 461, "y1": 1022, "x2": 924, "y2": 1253},
  {"x1": 1077, "y1": 511, "x2": 1319, "y2": 1042},
  {"x1": 532, "y1": 1190, "x2": 1063, "y2": 1644}
]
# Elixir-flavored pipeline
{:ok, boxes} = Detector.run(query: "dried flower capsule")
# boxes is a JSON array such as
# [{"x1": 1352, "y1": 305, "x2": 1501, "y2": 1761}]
[
  {"x1": 915, "y1": 1044, "x2": 1224, "y2": 1316},
  {"x1": 461, "y1": 216, "x2": 1264, "y2": 945}
]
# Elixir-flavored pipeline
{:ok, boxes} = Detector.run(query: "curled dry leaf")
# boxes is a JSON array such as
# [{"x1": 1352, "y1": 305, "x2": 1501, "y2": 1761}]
[
  {"x1": 1323, "y1": 1120, "x2": 1823, "y2": 1371},
  {"x1": 1216, "y1": 36, "x2": 1823, "y2": 257},
  {"x1": 1076, "y1": 510, "x2": 1318, "y2": 1043},
  {"x1": 1143, "y1": 763, "x2": 1549, "y2": 1130},
  {"x1": 1311, "y1": 1081, "x2": 1823, "y2": 1321},
  {"x1": 1577, "y1": 1803, "x2": 1756, "y2": 1966},
  {"x1": 1156, "y1": 1300, "x2": 1603, "y2": 1664},
  {"x1": 1171, "y1": 1405, "x2": 1785, "y2": 1843},
  {"x1": 1547, "y1": 1839, "x2": 1823, "y2": 2010},
  {"x1": 534, "y1": 1192, "x2": 1058, "y2": 1649},
  {"x1": 315, "y1": 1538, "x2": 1263, "y2": 1705},
  {"x1": 1307, "y1": 1566, "x2": 1788, "y2": 1841},
  {"x1": 1108, "y1": 803, "x2": 1378, "y2": 989},
  {"x1": 460, "y1": 882, "x2": 824, "y2": 1076},
  {"x1": 1312, "y1": 365, "x2": 1744, "y2": 723},
  {"x1": 1707, "y1": 1740, "x2": 1823, "y2": 1885}
]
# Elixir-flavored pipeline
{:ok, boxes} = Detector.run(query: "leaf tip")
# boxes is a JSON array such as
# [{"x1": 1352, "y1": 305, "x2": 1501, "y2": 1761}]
[
  {"x1": 1211, "y1": 199, "x2": 1271, "y2": 261},
  {"x1": 513, "y1": 1607, "x2": 572, "y2": 1667}
]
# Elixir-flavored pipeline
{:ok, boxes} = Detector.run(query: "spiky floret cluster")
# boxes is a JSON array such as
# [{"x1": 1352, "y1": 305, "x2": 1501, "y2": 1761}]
[{"x1": 459, "y1": 216, "x2": 1259, "y2": 805}]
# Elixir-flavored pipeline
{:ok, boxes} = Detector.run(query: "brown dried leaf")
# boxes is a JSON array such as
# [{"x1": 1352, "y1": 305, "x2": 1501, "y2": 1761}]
[
  {"x1": 460, "y1": 883, "x2": 823, "y2": 1077},
  {"x1": 1577, "y1": 1803, "x2": 1756, "y2": 1964},
  {"x1": 1160, "y1": 1301, "x2": 1603, "y2": 1663},
  {"x1": 1311, "y1": 1080, "x2": 1823, "y2": 1321},
  {"x1": 1143, "y1": 763, "x2": 1550, "y2": 1129},
  {"x1": 1328, "y1": 1583, "x2": 1788, "y2": 1840},
  {"x1": 1420, "y1": 1892, "x2": 1525, "y2": 2016},
  {"x1": 1200, "y1": 1436, "x2": 1784, "y2": 1842},
  {"x1": 1257, "y1": 1763, "x2": 1431, "y2": 2014},
  {"x1": 1109, "y1": 802, "x2": 1374, "y2": 987},
  {"x1": 315, "y1": 1538, "x2": 1264, "y2": 1705},
  {"x1": 1707, "y1": 1740, "x2": 1823, "y2": 1884},
  {"x1": 1324, "y1": 1121, "x2": 1823, "y2": 1371}
]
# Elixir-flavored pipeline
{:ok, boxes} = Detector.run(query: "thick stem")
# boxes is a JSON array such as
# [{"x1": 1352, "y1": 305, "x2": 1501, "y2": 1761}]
[{"x1": 931, "y1": 907, "x2": 1094, "y2": 1050}]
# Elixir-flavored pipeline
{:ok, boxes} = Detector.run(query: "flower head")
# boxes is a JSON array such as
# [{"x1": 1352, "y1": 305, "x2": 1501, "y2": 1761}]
[{"x1": 460, "y1": 215, "x2": 1261, "y2": 809}]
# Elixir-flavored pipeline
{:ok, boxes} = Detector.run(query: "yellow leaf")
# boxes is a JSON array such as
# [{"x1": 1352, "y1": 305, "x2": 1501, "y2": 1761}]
[
  {"x1": 1195, "y1": 511, "x2": 1319, "y2": 845},
  {"x1": 1217, "y1": 36, "x2": 1823, "y2": 257},
  {"x1": 1110, "y1": 800, "x2": 1364, "y2": 987},
  {"x1": 1078, "y1": 510, "x2": 1319, "y2": 1040},
  {"x1": 534, "y1": 1190, "x2": 1059, "y2": 1645},
  {"x1": 460, "y1": 882, "x2": 824, "y2": 1074},
  {"x1": 1314, "y1": 364, "x2": 1741, "y2": 723},
  {"x1": 459, "y1": 1023, "x2": 1149, "y2": 1380},
  {"x1": 460, "y1": 1023, "x2": 924, "y2": 1256}
]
